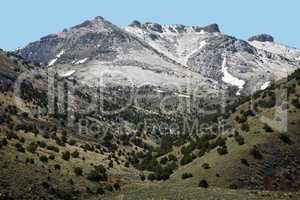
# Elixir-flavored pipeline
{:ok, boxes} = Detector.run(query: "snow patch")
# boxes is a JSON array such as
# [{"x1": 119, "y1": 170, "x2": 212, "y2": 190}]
[
  {"x1": 221, "y1": 57, "x2": 245, "y2": 95},
  {"x1": 155, "y1": 89, "x2": 165, "y2": 93},
  {"x1": 184, "y1": 40, "x2": 207, "y2": 65},
  {"x1": 48, "y1": 50, "x2": 65, "y2": 67},
  {"x1": 75, "y1": 58, "x2": 88, "y2": 65},
  {"x1": 61, "y1": 70, "x2": 76, "y2": 77},
  {"x1": 175, "y1": 93, "x2": 190, "y2": 98},
  {"x1": 260, "y1": 81, "x2": 270, "y2": 90}
]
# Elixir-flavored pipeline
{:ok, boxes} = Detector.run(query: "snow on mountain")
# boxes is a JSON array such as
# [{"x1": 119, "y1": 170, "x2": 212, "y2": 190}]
[
  {"x1": 48, "y1": 50, "x2": 65, "y2": 67},
  {"x1": 221, "y1": 57, "x2": 245, "y2": 95},
  {"x1": 124, "y1": 23, "x2": 218, "y2": 67},
  {"x1": 61, "y1": 70, "x2": 76, "y2": 77},
  {"x1": 260, "y1": 81, "x2": 271, "y2": 90},
  {"x1": 74, "y1": 58, "x2": 89, "y2": 65}
]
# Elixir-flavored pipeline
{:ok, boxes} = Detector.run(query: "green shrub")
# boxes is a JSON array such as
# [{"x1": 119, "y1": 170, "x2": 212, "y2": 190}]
[
  {"x1": 71, "y1": 150, "x2": 80, "y2": 158},
  {"x1": 46, "y1": 145, "x2": 59, "y2": 153},
  {"x1": 37, "y1": 141, "x2": 47, "y2": 148},
  {"x1": 202, "y1": 163, "x2": 210, "y2": 169},
  {"x1": 19, "y1": 137, "x2": 25, "y2": 143},
  {"x1": 97, "y1": 187, "x2": 105, "y2": 195},
  {"x1": 140, "y1": 174, "x2": 146, "y2": 181},
  {"x1": 15, "y1": 142, "x2": 25, "y2": 153},
  {"x1": 6, "y1": 132, "x2": 19, "y2": 140},
  {"x1": 48, "y1": 154, "x2": 55, "y2": 160},
  {"x1": 39, "y1": 155, "x2": 48, "y2": 162},
  {"x1": 217, "y1": 146, "x2": 228, "y2": 155},
  {"x1": 1, "y1": 138, "x2": 8, "y2": 146},
  {"x1": 229, "y1": 183, "x2": 238, "y2": 189},
  {"x1": 180, "y1": 154, "x2": 196, "y2": 166},
  {"x1": 182, "y1": 173, "x2": 193, "y2": 179},
  {"x1": 54, "y1": 164, "x2": 61, "y2": 170},
  {"x1": 240, "y1": 158, "x2": 249, "y2": 167},
  {"x1": 87, "y1": 165, "x2": 107, "y2": 182},
  {"x1": 27, "y1": 142, "x2": 38, "y2": 153},
  {"x1": 279, "y1": 133, "x2": 292, "y2": 145},
  {"x1": 241, "y1": 123, "x2": 250, "y2": 132},
  {"x1": 250, "y1": 146, "x2": 263, "y2": 160},
  {"x1": 68, "y1": 139, "x2": 77, "y2": 146},
  {"x1": 160, "y1": 157, "x2": 168, "y2": 165},
  {"x1": 263, "y1": 124, "x2": 273, "y2": 132},
  {"x1": 147, "y1": 173, "x2": 156, "y2": 181},
  {"x1": 74, "y1": 167, "x2": 83, "y2": 176},
  {"x1": 62, "y1": 151, "x2": 70, "y2": 160},
  {"x1": 215, "y1": 137, "x2": 226, "y2": 147},
  {"x1": 109, "y1": 161, "x2": 114, "y2": 168},
  {"x1": 198, "y1": 179, "x2": 209, "y2": 188},
  {"x1": 234, "y1": 134, "x2": 245, "y2": 145},
  {"x1": 113, "y1": 183, "x2": 120, "y2": 191},
  {"x1": 291, "y1": 98, "x2": 300, "y2": 109},
  {"x1": 168, "y1": 154, "x2": 177, "y2": 161}
]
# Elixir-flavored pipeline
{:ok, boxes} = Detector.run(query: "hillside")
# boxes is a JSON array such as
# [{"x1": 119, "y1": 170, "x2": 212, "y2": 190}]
[
  {"x1": 1, "y1": 48, "x2": 300, "y2": 199},
  {"x1": 103, "y1": 69, "x2": 300, "y2": 199}
]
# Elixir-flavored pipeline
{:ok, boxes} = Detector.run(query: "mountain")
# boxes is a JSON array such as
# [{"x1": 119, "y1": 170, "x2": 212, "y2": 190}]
[
  {"x1": 2, "y1": 16, "x2": 300, "y2": 199},
  {"x1": 16, "y1": 17, "x2": 300, "y2": 99}
]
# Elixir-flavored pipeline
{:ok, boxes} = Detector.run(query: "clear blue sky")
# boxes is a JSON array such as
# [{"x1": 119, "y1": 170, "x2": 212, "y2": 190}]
[{"x1": 1, "y1": 0, "x2": 300, "y2": 50}]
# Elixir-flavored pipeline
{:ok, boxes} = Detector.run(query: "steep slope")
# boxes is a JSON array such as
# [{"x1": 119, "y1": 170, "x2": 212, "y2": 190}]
[
  {"x1": 125, "y1": 21, "x2": 300, "y2": 95},
  {"x1": 101, "y1": 69, "x2": 300, "y2": 200},
  {"x1": 0, "y1": 50, "x2": 170, "y2": 199},
  {"x1": 16, "y1": 17, "x2": 222, "y2": 103}
]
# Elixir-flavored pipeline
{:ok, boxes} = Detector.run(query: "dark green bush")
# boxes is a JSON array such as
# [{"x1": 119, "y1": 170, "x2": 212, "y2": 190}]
[
  {"x1": 279, "y1": 133, "x2": 292, "y2": 145},
  {"x1": 250, "y1": 146, "x2": 263, "y2": 160},
  {"x1": 202, "y1": 163, "x2": 210, "y2": 169},
  {"x1": 217, "y1": 146, "x2": 228, "y2": 155},
  {"x1": 263, "y1": 124, "x2": 273, "y2": 132},
  {"x1": 182, "y1": 173, "x2": 193, "y2": 179},
  {"x1": 71, "y1": 150, "x2": 80, "y2": 158},
  {"x1": 74, "y1": 167, "x2": 83, "y2": 176},
  {"x1": 240, "y1": 158, "x2": 249, "y2": 167},
  {"x1": 39, "y1": 155, "x2": 48, "y2": 162},
  {"x1": 27, "y1": 142, "x2": 38, "y2": 153},
  {"x1": 48, "y1": 154, "x2": 55, "y2": 160},
  {"x1": 46, "y1": 145, "x2": 59, "y2": 153},
  {"x1": 147, "y1": 173, "x2": 156, "y2": 181},
  {"x1": 97, "y1": 187, "x2": 105, "y2": 195},
  {"x1": 113, "y1": 183, "x2": 120, "y2": 191},
  {"x1": 15, "y1": 142, "x2": 25, "y2": 153},
  {"x1": 168, "y1": 154, "x2": 177, "y2": 161},
  {"x1": 160, "y1": 157, "x2": 168, "y2": 165},
  {"x1": 198, "y1": 179, "x2": 209, "y2": 188},
  {"x1": 234, "y1": 133, "x2": 245, "y2": 145},
  {"x1": 140, "y1": 174, "x2": 146, "y2": 181},
  {"x1": 62, "y1": 151, "x2": 70, "y2": 160}
]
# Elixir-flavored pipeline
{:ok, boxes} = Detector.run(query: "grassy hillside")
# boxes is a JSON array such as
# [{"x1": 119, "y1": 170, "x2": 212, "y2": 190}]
[{"x1": 1, "y1": 49, "x2": 300, "y2": 199}]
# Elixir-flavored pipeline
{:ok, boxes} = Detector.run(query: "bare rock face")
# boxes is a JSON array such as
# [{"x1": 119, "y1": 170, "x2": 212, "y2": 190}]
[
  {"x1": 248, "y1": 34, "x2": 274, "y2": 42},
  {"x1": 129, "y1": 20, "x2": 142, "y2": 28},
  {"x1": 202, "y1": 24, "x2": 220, "y2": 33}
]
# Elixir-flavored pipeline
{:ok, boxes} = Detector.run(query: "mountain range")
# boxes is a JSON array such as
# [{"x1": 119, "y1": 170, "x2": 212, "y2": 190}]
[{"x1": 16, "y1": 16, "x2": 300, "y2": 99}]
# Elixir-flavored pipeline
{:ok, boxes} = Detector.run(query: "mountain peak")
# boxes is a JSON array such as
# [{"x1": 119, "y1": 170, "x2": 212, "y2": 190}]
[
  {"x1": 129, "y1": 20, "x2": 142, "y2": 28},
  {"x1": 248, "y1": 34, "x2": 274, "y2": 42},
  {"x1": 128, "y1": 21, "x2": 221, "y2": 34},
  {"x1": 202, "y1": 23, "x2": 220, "y2": 33},
  {"x1": 70, "y1": 16, "x2": 115, "y2": 31}
]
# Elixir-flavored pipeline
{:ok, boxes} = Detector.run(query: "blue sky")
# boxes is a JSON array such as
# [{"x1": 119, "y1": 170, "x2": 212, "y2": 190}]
[{"x1": 1, "y1": 0, "x2": 300, "y2": 50}]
